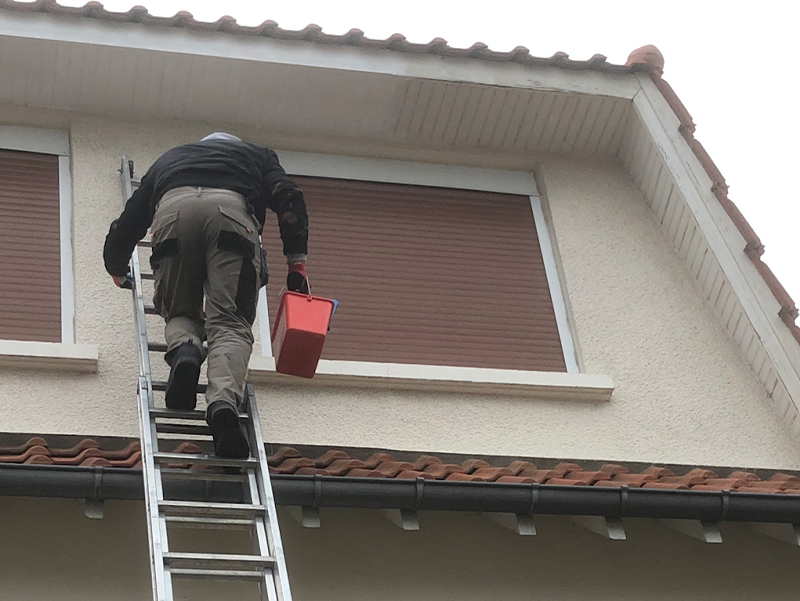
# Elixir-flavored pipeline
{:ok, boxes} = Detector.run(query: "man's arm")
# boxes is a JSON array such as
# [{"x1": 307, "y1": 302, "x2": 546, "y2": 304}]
[
  {"x1": 263, "y1": 150, "x2": 308, "y2": 260},
  {"x1": 103, "y1": 173, "x2": 156, "y2": 277},
  {"x1": 262, "y1": 149, "x2": 309, "y2": 292}
]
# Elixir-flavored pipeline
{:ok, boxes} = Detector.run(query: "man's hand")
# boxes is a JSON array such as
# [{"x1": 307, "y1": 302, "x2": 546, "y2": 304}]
[
  {"x1": 287, "y1": 262, "x2": 309, "y2": 294},
  {"x1": 111, "y1": 273, "x2": 135, "y2": 289}
]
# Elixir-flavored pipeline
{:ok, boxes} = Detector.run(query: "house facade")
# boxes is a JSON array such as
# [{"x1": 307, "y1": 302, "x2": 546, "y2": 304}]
[{"x1": 2, "y1": 2, "x2": 800, "y2": 600}]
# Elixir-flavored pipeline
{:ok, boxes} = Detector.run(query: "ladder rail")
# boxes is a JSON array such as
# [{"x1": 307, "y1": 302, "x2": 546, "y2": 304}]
[
  {"x1": 121, "y1": 157, "x2": 173, "y2": 601},
  {"x1": 246, "y1": 384, "x2": 292, "y2": 601}
]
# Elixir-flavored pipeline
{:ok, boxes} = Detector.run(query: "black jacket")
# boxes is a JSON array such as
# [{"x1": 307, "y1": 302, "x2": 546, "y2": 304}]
[{"x1": 103, "y1": 140, "x2": 308, "y2": 276}]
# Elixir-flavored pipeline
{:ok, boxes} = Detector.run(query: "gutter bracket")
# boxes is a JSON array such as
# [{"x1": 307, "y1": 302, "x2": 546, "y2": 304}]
[
  {"x1": 569, "y1": 515, "x2": 626, "y2": 541},
  {"x1": 383, "y1": 477, "x2": 425, "y2": 531},
  {"x1": 285, "y1": 475, "x2": 323, "y2": 528},
  {"x1": 383, "y1": 508, "x2": 420, "y2": 531},
  {"x1": 84, "y1": 467, "x2": 104, "y2": 519},
  {"x1": 486, "y1": 512, "x2": 537, "y2": 536},
  {"x1": 660, "y1": 519, "x2": 723, "y2": 544}
]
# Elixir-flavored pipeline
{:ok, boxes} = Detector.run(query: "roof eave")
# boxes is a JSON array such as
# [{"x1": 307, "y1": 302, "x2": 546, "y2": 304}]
[
  {"x1": 3, "y1": 463, "x2": 800, "y2": 525},
  {"x1": 0, "y1": 4, "x2": 640, "y2": 99}
]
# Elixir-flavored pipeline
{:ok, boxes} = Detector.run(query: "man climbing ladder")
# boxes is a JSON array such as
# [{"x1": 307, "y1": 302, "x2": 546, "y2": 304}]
[{"x1": 104, "y1": 132, "x2": 309, "y2": 458}]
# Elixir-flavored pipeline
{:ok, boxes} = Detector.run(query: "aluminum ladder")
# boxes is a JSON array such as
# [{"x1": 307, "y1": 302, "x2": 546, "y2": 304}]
[{"x1": 119, "y1": 157, "x2": 293, "y2": 601}]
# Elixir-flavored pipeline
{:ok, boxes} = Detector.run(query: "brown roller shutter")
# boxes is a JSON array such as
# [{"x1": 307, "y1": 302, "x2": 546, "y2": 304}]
[
  {"x1": 0, "y1": 149, "x2": 61, "y2": 343},
  {"x1": 263, "y1": 176, "x2": 567, "y2": 372}
]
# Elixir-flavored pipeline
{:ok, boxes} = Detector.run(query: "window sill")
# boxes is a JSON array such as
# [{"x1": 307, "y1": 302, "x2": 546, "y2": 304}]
[
  {"x1": 0, "y1": 340, "x2": 99, "y2": 373},
  {"x1": 248, "y1": 357, "x2": 613, "y2": 401}
]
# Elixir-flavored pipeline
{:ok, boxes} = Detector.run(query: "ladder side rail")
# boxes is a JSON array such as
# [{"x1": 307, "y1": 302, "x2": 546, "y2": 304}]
[
  {"x1": 246, "y1": 384, "x2": 293, "y2": 601},
  {"x1": 121, "y1": 157, "x2": 173, "y2": 601},
  {"x1": 247, "y1": 470, "x2": 278, "y2": 601}
]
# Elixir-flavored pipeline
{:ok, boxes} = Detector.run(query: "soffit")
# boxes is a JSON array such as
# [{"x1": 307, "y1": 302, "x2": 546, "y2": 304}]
[{"x1": 0, "y1": 32, "x2": 631, "y2": 155}]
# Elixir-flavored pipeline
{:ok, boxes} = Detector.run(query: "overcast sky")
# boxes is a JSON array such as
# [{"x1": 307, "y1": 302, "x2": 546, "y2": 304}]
[{"x1": 59, "y1": 0, "x2": 800, "y2": 304}]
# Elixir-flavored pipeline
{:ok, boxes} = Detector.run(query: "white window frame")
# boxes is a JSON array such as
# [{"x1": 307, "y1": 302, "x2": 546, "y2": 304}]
[
  {"x1": 0, "y1": 125, "x2": 74, "y2": 344},
  {"x1": 257, "y1": 151, "x2": 579, "y2": 374}
]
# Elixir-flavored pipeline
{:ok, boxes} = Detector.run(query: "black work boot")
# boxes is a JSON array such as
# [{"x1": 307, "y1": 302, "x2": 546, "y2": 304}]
[
  {"x1": 207, "y1": 400, "x2": 250, "y2": 459},
  {"x1": 165, "y1": 343, "x2": 203, "y2": 410}
]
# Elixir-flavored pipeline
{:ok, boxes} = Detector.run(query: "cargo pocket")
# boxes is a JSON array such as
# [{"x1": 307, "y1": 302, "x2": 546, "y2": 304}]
[
  {"x1": 150, "y1": 211, "x2": 180, "y2": 270},
  {"x1": 150, "y1": 211, "x2": 180, "y2": 315},
  {"x1": 218, "y1": 206, "x2": 261, "y2": 324}
]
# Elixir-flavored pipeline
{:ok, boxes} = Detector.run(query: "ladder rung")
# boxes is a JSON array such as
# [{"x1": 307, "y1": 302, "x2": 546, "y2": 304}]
[
  {"x1": 169, "y1": 568, "x2": 266, "y2": 581},
  {"x1": 150, "y1": 408, "x2": 207, "y2": 420},
  {"x1": 153, "y1": 452, "x2": 257, "y2": 468},
  {"x1": 152, "y1": 380, "x2": 208, "y2": 394},
  {"x1": 159, "y1": 467, "x2": 248, "y2": 482},
  {"x1": 159, "y1": 500, "x2": 266, "y2": 517},
  {"x1": 164, "y1": 552, "x2": 276, "y2": 569},
  {"x1": 141, "y1": 270, "x2": 154, "y2": 280},
  {"x1": 148, "y1": 341, "x2": 208, "y2": 354},
  {"x1": 144, "y1": 303, "x2": 157, "y2": 315},
  {"x1": 149, "y1": 407, "x2": 248, "y2": 421},
  {"x1": 156, "y1": 422, "x2": 212, "y2": 435},
  {"x1": 166, "y1": 515, "x2": 256, "y2": 530}
]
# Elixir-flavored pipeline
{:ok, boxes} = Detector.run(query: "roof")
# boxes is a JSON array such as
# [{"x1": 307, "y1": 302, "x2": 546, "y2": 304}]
[
  {"x1": 1, "y1": 0, "x2": 796, "y2": 345},
  {"x1": 4, "y1": 435, "x2": 800, "y2": 496}
]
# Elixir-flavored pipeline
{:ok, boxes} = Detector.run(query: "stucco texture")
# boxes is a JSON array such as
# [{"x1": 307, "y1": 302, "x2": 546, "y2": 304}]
[
  {"x1": 1, "y1": 113, "x2": 798, "y2": 470},
  {"x1": 249, "y1": 157, "x2": 800, "y2": 469},
  {"x1": 2, "y1": 497, "x2": 800, "y2": 601}
]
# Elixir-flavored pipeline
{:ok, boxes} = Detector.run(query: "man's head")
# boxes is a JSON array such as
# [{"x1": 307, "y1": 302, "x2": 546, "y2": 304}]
[{"x1": 201, "y1": 132, "x2": 242, "y2": 142}]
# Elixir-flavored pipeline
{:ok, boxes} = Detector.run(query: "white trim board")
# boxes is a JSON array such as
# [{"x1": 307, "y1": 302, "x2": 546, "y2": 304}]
[
  {"x1": 278, "y1": 151, "x2": 539, "y2": 196},
  {"x1": 0, "y1": 339, "x2": 97, "y2": 372},
  {"x1": 0, "y1": 10, "x2": 640, "y2": 99},
  {"x1": 261, "y1": 151, "x2": 579, "y2": 374},
  {"x1": 0, "y1": 125, "x2": 75, "y2": 344},
  {"x1": 0, "y1": 125, "x2": 69, "y2": 156},
  {"x1": 249, "y1": 356, "x2": 612, "y2": 401}
]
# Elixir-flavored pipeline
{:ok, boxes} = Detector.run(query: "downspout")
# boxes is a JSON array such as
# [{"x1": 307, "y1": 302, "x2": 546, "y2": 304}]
[{"x1": 2, "y1": 464, "x2": 800, "y2": 524}]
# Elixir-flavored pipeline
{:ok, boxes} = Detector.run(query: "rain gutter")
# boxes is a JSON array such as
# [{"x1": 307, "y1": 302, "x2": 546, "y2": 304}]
[{"x1": 2, "y1": 464, "x2": 800, "y2": 523}]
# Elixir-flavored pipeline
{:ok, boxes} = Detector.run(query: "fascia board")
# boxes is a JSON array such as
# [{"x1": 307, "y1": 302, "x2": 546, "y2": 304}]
[
  {"x1": 0, "y1": 9, "x2": 640, "y2": 98},
  {"x1": 632, "y1": 74, "x2": 800, "y2": 414}
]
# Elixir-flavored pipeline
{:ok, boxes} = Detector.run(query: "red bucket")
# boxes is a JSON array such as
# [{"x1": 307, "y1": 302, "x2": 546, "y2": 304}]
[{"x1": 271, "y1": 291, "x2": 336, "y2": 378}]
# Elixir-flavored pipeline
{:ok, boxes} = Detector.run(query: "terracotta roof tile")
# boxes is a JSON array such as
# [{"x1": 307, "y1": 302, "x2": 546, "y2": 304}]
[
  {"x1": 267, "y1": 446, "x2": 302, "y2": 466},
  {"x1": 313, "y1": 450, "x2": 352, "y2": 468},
  {"x1": 396, "y1": 470, "x2": 436, "y2": 480},
  {"x1": 0, "y1": 0, "x2": 796, "y2": 342},
  {"x1": 599, "y1": 464, "x2": 629, "y2": 476},
  {"x1": 3, "y1": 436, "x2": 800, "y2": 498},
  {"x1": 461, "y1": 459, "x2": 492, "y2": 473},
  {"x1": 373, "y1": 461, "x2": 416, "y2": 478},
  {"x1": 564, "y1": 470, "x2": 612, "y2": 484},
  {"x1": 470, "y1": 467, "x2": 515, "y2": 481},
  {"x1": 445, "y1": 472, "x2": 487, "y2": 482},
  {"x1": 421, "y1": 463, "x2": 464, "y2": 479},
  {"x1": 324, "y1": 459, "x2": 367, "y2": 476},
  {"x1": 0, "y1": 437, "x2": 48, "y2": 455},
  {"x1": 363, "y1": 453, "x2": 397, "y2": 469}
]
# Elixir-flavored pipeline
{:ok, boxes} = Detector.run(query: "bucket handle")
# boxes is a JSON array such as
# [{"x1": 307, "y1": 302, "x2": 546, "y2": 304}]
[{"x1": 277, "y1": 276, "x2": 312, "y2": 300}]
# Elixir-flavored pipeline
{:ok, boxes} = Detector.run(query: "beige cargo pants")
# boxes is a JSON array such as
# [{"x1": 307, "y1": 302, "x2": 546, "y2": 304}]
[{"x1": 150, "y1": 187, "x2": 263, "y2": 411}]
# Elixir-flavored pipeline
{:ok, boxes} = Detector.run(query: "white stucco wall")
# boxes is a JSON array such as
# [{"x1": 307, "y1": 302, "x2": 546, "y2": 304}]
[
  {"x1": 2, "y1": 497, "x2": 800, "y2": 601},
  {"x1": 0, "y1": 109, "x2": 799, "y2": 468}
]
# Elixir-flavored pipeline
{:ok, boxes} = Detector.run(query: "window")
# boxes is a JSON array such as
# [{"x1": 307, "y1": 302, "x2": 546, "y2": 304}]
[
  {"x1": 261, "y1": 159, "x2": 576, "y2": 373},
  {"x1": 0, "y1": 127, "x2": 72, "y2": 343}
]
